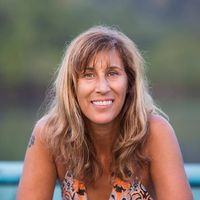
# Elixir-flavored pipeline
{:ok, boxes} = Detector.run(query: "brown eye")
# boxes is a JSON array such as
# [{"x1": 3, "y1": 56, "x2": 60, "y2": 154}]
[
  {"x1": 107, "y1": 71, "x2": 119, "y2": 77},
  {"x1": 83, "y1": 72, "x2": 95, "y2": 79}
]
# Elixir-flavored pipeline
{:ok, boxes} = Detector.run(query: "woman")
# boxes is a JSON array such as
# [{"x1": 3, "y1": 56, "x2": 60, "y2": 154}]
[{"x1": 16, "y1": 25, "x2": 193, "y2": 200}]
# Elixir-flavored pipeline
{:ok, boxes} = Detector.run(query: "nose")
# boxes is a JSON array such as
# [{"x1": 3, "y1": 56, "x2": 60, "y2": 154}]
[{"x1": 95, "y1": 76, "x2": 111, "y2": 94}]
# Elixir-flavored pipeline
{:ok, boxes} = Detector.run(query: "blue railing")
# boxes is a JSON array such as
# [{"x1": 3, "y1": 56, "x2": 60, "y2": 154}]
[{"x1": 0, "y1": 161, "x2": 200, "y2": 199}]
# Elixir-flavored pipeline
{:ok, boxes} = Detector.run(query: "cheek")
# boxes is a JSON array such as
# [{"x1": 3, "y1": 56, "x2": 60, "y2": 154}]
[
  {"x1": 76, "y1": 81, "x2": 92, "y2": 106},
  {"x1": 121, "y1": 77, "x2": 128, "y2": 97},
  {"x1": 76, "y1": 82, "x2": 84, "y2": 106},
  {"x1": 113, "y1": 79, "x2": 128, "y2": 104},
  {"x1": 76, "y1": 91, "x2": 86, "y2": 115},
  {"x1": 76, "y1": 80, "x2": 85, "y2": 96}
]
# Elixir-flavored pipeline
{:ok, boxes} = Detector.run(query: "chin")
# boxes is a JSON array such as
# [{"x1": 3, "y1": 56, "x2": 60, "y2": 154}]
[{"x1": 88, "y1": 116, "x2": 118, "y2": 125}]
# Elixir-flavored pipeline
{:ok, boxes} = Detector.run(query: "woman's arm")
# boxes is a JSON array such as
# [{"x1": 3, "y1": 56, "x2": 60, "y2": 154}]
[
  {"x1": 147, "y1": 115, "x2": 193, "y2": 200},
  {"x1": 16, "y1": 119, "x2": 57, "y2": 200}
]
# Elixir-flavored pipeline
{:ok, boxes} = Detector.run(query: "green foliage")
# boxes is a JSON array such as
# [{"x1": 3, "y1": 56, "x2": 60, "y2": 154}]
[
  {"x1": 0, "y1": 0, "x2": 199, "y2": 88},
  {"x1": 148, "y1": 30, "x2": 200, "y2": 86}
]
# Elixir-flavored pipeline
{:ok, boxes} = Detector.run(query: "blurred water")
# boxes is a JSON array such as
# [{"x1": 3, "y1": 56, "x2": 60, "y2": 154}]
[
  {"x1": 0, "y1": 185, "x2": 61, "y2": 200},
  {"x1": 0, "y1": 162, "x2": 199, "y2": 200}
]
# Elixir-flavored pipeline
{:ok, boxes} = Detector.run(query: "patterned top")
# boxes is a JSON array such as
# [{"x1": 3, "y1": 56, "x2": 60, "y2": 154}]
[{"x1": 61, "y1": 172, "x2": 153, "y2": 200}]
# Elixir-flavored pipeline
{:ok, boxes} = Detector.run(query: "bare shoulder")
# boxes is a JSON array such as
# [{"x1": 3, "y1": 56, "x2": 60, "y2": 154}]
[
  {"x1": 16, "y1": 116, "x2": 57, "y2": 200},
  {"x1": 148, "y1": 114, "x2": 174, "y2": 138},
  {"x1": 31, "y1": 116, "x2": 67, "y2": 181},
  {"x1": 146, "y1": 114, "x2": 177, "y2": 156},
  {"x1": 146, "y1": 114, "x2": 184, "y2": 168},
  {"x1": 31, "y1": 116, "x2": 49, "y2": 141},
  {"x1": 145, "y1": 114, "x2": 193, "y2": 199}
]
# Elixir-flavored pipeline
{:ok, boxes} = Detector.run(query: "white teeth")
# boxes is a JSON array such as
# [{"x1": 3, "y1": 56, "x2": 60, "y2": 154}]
[{"x1": 92, "y1": 100, "x2": 113, "y2": 106}]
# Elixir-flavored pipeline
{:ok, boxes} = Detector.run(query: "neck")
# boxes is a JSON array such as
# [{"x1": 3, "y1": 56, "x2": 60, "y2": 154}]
[{"x1": 86, "y1": 120, "x2": 119, "y2": 161}]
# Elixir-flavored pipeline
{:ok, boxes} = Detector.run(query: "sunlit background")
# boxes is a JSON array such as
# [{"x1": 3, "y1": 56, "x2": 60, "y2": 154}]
[{"x1": 0, "y1": 0, "x2": 199, "y2": 164}]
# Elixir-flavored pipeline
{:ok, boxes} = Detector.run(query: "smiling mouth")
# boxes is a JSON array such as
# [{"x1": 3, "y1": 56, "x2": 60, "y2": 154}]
[{"x1": 91, "y1": 100, "x2": 113, "y2": 106}]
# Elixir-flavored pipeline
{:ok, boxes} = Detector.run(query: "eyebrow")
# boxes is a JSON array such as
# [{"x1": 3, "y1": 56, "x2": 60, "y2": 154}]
[
  {"x1": 84, "y1": 65, "x2": 124, "y2": 71},
  {"x1": 84, "y1": 67, "x2": 94, "y2": 70},
  {"x1": 108, "y1": 66, "x2": 124, "y2": 70}
]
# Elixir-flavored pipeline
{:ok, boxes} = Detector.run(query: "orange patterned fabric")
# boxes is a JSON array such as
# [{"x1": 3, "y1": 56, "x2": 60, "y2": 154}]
[{"x1": 62, "y1": 173, "x2": 153, "y2": 200}]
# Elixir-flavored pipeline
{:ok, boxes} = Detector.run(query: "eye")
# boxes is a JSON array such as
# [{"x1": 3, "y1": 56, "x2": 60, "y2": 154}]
[
  {"x1": 107, "y1": 71, "x2": 119, "y2": 77},
  {"x1": 83, "y1": 72, "x2": 95, "y2": 79}
]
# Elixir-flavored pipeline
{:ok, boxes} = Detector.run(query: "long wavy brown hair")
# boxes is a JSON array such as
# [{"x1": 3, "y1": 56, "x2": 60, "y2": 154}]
[{"x1": 40, "y1": 25, "x2": 163, "y2": 183}]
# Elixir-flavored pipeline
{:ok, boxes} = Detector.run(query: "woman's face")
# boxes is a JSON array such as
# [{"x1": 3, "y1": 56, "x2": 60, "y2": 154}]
[{"x1": 76, "y1": 49, "x2": 128, "y2": 126}]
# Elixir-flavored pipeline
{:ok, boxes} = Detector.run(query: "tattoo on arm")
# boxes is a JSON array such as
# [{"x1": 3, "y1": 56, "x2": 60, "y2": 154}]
[{"x1": 28, "y1": 135, "x2": 35, "y2": 148}]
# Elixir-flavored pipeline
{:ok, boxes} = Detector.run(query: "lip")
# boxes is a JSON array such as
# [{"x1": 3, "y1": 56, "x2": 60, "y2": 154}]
[
  {"x1": 91, "y1": 99, "x2": 114, "y2": 106},
  {"x1": 91, "y1": 98, "x2": 114, "y2": 101}
]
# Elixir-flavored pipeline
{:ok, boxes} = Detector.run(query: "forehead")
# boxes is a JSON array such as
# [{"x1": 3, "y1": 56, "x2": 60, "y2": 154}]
[{"x1": 87, "y1": 49, "x2": 123, "y2": 69}]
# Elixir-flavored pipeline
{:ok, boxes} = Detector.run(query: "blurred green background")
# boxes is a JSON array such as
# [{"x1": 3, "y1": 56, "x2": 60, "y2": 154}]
[{"x1": 0, "y1": 0, "x2": 199, "y2": 163}]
